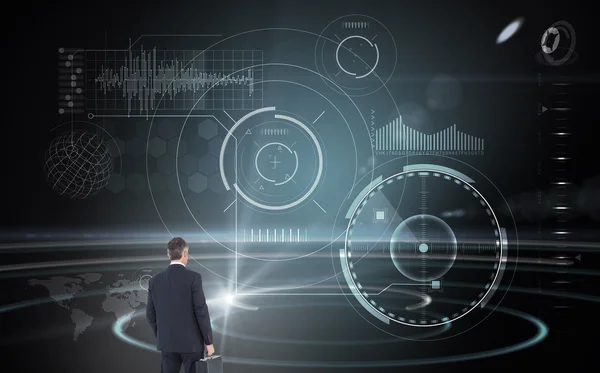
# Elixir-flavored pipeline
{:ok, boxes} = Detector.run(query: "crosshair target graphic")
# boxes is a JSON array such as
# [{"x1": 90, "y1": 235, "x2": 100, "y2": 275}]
[
  {"x1": 335, "y1": 35, "x2": 379, "y2": 79},
  {"x1": 254, "y1": 142, "x2": 299, "y2": 186},
  {"x1": 131, "y1": 268, "x2": 161, "y2": 291},
  {"x1": 390, "y1": 214, "x2": 458, "y2": 282},
  {"x1": 220, "y1": 107, "x2": 324, "y2": 211},
  {"x1": 342, "y1": 169, "x2": 505, "y2": 326}
]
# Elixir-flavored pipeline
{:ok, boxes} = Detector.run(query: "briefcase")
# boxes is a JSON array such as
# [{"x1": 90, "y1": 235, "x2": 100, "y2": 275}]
[{"x1": 195, "y1": 355, "x2": 222, "y2": 373}]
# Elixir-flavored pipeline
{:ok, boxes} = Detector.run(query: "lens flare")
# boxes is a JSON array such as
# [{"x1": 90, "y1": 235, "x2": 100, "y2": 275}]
[{"x1": 496, "y1": 17, "x2": 524, "y2": 44}]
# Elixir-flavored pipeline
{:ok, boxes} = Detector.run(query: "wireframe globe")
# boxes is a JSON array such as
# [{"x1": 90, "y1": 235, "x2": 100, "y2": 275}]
[{"x1": 44, "y1": 130, "x2": 113, "y2": 198}]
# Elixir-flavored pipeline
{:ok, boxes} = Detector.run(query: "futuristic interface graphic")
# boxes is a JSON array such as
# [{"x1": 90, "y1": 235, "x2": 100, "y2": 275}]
[
  {"x1": 220, "y1": 106, "x2": 324, "y2": 211},
  {"x1": 1, "y1": 2, "x2": 598, "y2": 373},
  {"x1": 315, "y1": 14, "x2": 397, "y2": 97},
  {"x1": 342, "y1": 169, "x2": 505, "y2": 326}
]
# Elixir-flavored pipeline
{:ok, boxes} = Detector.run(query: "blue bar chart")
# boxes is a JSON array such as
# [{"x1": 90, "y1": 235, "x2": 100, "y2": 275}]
[{"x1": 374, "y1": 116, "x2": 484, "y2": 153}]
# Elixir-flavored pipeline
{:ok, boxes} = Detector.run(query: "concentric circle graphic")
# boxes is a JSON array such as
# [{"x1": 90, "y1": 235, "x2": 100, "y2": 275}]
[
  {"x1": 536, "y1": 20, "x2": 577, "y2": 66},
  {"x1": 131, "y1": 268, "x2": 161, "y2": 291},
  {"x1": 142, "y1": 28, "x2": 400, "y2": 286},
  {"x1": 390, "y1": 214, "x2": 458, "y2": 281},
  {"x1": 113, "y1": 299, "x2": 548, "y2": 368},
  {"x1": 315, "y1": 14, "x2": 397, "y2": 96},
  {"x1": 342, "y1": 169, "x2": 505, "y2": 326},
  {"x1": 219, "y1": 107, "x2": 324, "y2": 211},
  {"x1": 209, "y1": 301, "x2": 452, "y2": 345}
]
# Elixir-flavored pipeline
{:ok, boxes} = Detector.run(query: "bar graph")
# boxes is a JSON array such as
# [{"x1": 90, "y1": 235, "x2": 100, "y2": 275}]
[
  {"x1": 241, "y1": 228, "x2": 309, "y2": 243},
  {"x1": 374, "y1": 116, "x2": 484, "y2": 154}
]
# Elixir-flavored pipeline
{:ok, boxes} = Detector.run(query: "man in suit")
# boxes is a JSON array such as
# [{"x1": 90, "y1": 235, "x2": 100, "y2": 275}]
[{"x1": 146, "y1": 237, "x2": 215, "y2": 373}]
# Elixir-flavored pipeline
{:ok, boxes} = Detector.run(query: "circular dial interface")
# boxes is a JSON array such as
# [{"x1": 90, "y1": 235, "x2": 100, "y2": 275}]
[
  {"x1": 344, "y1": 170, "x2": 502, "y2": 326},
  {"x1": 220, "y1": 107, "x2": 323, "y2": 211}
]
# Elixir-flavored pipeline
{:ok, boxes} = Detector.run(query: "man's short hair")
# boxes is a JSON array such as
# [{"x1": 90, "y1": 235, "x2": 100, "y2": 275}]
[{"x1": 168, "y1": 237, "x2": 188, "y2": 260}]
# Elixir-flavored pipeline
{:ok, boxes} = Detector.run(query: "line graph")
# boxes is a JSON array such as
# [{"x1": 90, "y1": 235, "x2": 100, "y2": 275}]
[
  {"x1": 375, "y1": 116, "x2": 484, "y2": 155},
  {"x1": 86, "y1": 47, "x2": 263, "y2": 115}
]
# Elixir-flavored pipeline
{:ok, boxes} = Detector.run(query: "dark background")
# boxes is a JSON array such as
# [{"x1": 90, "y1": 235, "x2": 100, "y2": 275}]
[{"x1": 1, "y1": 0, "x2": 598, "y2": 372}]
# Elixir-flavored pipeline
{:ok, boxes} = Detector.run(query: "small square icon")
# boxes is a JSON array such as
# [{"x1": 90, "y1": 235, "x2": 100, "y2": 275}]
[
  {"x1": 431, "y1": 280, "x2": 441, "y2": 289},
  {"x1": 373, "y1": 208, "x2": 387, "y2": 223}
]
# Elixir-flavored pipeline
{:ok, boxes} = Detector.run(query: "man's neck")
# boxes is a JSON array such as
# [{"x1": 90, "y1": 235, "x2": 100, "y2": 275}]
[{"x1": 170, "y1": 260, "x2": 185, "y2": 266}]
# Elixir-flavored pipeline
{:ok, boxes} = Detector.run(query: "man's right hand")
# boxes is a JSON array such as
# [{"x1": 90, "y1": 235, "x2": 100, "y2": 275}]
[{"x1": 205, "y1": 344, "x2": 215, "y2": 357}]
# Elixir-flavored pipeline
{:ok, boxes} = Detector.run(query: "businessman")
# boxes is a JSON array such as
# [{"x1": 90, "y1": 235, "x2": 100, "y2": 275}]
[{"x1": 146, "y1": 237, "x2": 215, "y2": 373}]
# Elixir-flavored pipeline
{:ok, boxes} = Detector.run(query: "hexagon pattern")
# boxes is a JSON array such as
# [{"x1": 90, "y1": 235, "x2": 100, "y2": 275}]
[
  {"x1": 105, "y1": 137, "x2": 126, "y2": 158},
  {"x1": 208, "y1": 136, "x2": 223, "y2": 157},
  {"x1": 157, "y1": 119, "x2": 179, "y2": 140},
  {"x1": 198, "y1": 155, "x2": 218, "y2": 176},
  {"x1": 157, "y1": 154, "x2": 176, "y2": 175},
  {"x1": 167, "y1": 173, "x2": 187, "y2": 194},
  {"x1": 126, "y1": 137, "x2": 145, "y2": 158},
  {"x1": 105, "y1": 172, "x2": 125, "y2": 193},
  {"x1": 135, "y1": 120, "x2": 149, "y2": 139},
  {"x1": 180, "y1": 155, "x2": 199, "y2": 175},
  {"x1": 148, "y1": 137, "x2": 166, "y2": 157},
  {"x1": 188, "y1": 172, "x2": 208, "y2": 193},
  {"x1": 198, "y1": 119, "x2": 218, "y2": 139},
  {"x1": 126, "y1": 173, "x2": 146, "y2": 192},
  {"x1": 149, "y1": 172, "x2": 166, "y2": 191},
  {"x1": 108, "y1": 118, "x2": 225, "y2": 195},
  {"x1": 208, "y1": 173, "x2": 226, "y2": 193},
  {"x1": 167, "y1": 138, "x2": 187, "y2": 157}
]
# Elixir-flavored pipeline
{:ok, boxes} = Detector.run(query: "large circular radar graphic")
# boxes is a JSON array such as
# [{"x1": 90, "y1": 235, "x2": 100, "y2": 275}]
[
  {"x1": 315, "y1": 14, "x2": 397, "y2": 96},
  {"x1": 342, "y1": 169, "x2": 506, "y2": 326},
  {"x1": 219, "y1": 107, "x2": 324, "y2": 211}
]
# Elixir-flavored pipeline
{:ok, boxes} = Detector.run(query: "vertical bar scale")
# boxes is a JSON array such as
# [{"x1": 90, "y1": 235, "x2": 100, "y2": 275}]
[
  {"x1": 387, "y1": 123, "x2": 390, "y2": 151},
  {"x1": 395, "y1": 118, "x2": 399, "y2": 150},
  {"x1": 443, "y1": 128, "x2": 447, "y2": 150},
  {"x1": 538, "y1": 70, "x2": 577, "y2": 345},
  {"x1": 452, "y1": 125, "x2": 455, "y2": 150},
  {"x1": 394, "y1": 118, "x2": 398, "y2": 150}
]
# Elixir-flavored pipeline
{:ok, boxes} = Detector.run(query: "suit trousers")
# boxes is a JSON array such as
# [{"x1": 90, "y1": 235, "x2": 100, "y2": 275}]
[{"x1": 161, "y1": 351, "x2": 204, "y2": 373}]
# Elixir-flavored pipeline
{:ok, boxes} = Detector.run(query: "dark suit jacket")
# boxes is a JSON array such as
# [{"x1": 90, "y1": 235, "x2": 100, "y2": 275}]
[{"x1": 146, "y1": 263, "x2": 213, "y2": 353}]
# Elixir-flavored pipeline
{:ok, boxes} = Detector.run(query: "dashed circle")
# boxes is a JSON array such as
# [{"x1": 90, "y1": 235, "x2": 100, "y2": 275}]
[{"x1": 344, "y1": 170, "x2": 502, "y2": 326}]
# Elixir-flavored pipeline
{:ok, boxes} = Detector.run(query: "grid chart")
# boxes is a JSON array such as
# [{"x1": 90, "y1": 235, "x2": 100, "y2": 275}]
[
  {"x1": 375, "y1": 116, "x2": 484, "y2": 154},
  {"x1": 86, "y1": 48, "x2": 263, "y2": 115}
]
